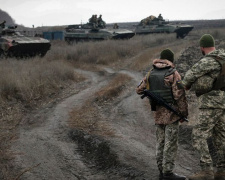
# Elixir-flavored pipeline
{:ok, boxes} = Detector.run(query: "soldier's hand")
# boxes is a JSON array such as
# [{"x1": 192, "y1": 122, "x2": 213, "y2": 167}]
[
  {"x1": 176, "y1": 80, "x2": 191, "y2": 90},
  {"x1": 136, "y1": 79, "x2": 147, "y2": 95},
  {"x1": 176, "y1": 80, "x2": 185, "y2": 89},
  {"x1": 136, "y1": 88, "x2": 145, "y2": 95}
]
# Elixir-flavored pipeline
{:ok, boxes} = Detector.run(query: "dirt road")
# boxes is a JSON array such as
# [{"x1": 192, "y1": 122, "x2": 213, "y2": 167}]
[{"x1": 11, "y1": 64, "x2": 200, "y2": 180}]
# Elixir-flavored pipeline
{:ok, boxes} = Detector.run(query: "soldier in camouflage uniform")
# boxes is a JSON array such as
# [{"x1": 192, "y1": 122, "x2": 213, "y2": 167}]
[
  {"x1": 0, "y1": 20, "x2": 6, "y2": 35},
  {"x1": 179, "y1": 34, "x2": 225, "y2": 180},
  {"x1": 136, "y1": 49, "x2": 188, "y2": 180},
  {"x1": 89, "y1": 14, "x2": 98, "y2": 28},
  {"x1": 158, "y1": 14, "x2": 163, "y2": 20}
]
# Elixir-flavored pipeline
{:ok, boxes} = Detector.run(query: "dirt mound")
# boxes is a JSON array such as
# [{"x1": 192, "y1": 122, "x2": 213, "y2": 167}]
[{"x1": 176, "y1": 45, "x2": 202, "y2": 77}]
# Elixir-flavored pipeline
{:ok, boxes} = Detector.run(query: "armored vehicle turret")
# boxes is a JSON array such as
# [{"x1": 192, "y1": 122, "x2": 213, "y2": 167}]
[
  {"x1": 64, "y1": 15, "x2": 135, "y2": 44},
  {"x1": 0, "y1": 21, "x2": 51, "y2": 58},
  {"x1": 135, "y1": 14, "x2": 194, "y2": 38}
]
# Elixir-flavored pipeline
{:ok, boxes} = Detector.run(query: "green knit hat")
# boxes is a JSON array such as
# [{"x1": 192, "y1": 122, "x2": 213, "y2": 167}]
[
  {"x1": 199, "y1": 34, "x2": 215, "y2": 47},
  {"x1": 160, "y1": 49, "x2": 174, "y2": 62}
]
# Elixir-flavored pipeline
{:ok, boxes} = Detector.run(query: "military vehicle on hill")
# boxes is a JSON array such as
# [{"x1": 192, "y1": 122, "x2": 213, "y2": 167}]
[
  {"x1": 135, "y1": 14, "x2": 194, "y2": 38},
  {"x1": 64, "y1": 15, "x2": 135, "y2": 44},
  {"x1": 0, "y1": 21, "x2": 51, "y2": 58}
]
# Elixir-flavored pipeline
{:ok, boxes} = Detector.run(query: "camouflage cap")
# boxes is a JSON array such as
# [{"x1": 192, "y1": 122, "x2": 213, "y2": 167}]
[
  {"x1": 199, "y1": 34, "x2": 215, "y2": 47},
  {"x1": 160, "y1": 49, "x2": 174, "y2": 62}
]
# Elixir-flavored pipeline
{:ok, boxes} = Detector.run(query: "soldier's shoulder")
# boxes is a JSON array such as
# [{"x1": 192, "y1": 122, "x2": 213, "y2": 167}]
[
  {"x1": 200, "y1": 55, "x2": 215, "y2": 61},
  {"x1": 199, "y1": 56, "x2": 220, "y2": 66}
]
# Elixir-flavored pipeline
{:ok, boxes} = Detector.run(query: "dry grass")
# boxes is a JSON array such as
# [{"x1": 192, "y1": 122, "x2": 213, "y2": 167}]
[
  {"x1": 129, "y1": 37, "x2": 195, "y2": 72},
  {"x1": 46, "y1": 33, "x2": 183, "y2": 67},
  {"x1": 68, "y1": 74, "x2": 132, "y2": 136},
  {"x1": 0, "y1": 103, "x2": 22, "y2": 179},
  {"x1": 0, "y1": 59, "x2": 81, "y2": 105},
  {"x1": 189, "y1": 27, "x2": 225, "y2": 40},
  {"x1": 129, "y1": 46, "x2": 160, "y2": 71},
  {"x1": 95, "y1": 74, "x2": 132, "y2": 102}
]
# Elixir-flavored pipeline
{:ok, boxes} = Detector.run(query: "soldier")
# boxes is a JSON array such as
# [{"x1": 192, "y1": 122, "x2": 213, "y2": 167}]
[
  {"x1": 94, "y1": 15, "x2": 98, "y2": 24},
  {"x1": 89, "y1": 15, "x2": 95, "y2": 24},
  {"x1": 158, "y1": 14, "x2": 163, "y2": 20},
  {"x1": 136, "y1": 49, "x2": 188, "y2": 180},
  {"x1": 89, "y1": 15, "x2": 98, "y2": 27},
  {"x1": 145, "y1": 17, "x2": 150, "y2": 25},
  {"x1": 0, "y1": 20, "x2": 6, "y2": 28},
  {"x1": 97, "y1": 14, "x2": 102, "y2": 23},
  {"x1": 178, "y1": 34, "x2": 225, "y2": 180},
  {"x1": 113, "y1": 23, "x2": 119, "y2": 29},
  {"x1": 97, "y1": 14, "x2": 106, "y2": 28},
  {"x1": 0, "y1": 20, "x2": 6, "y2": 35}
]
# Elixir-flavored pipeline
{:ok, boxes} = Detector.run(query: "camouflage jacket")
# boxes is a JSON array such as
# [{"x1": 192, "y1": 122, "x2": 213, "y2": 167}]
[
  {"x1": 182, "y1": 49, "x2": 225, "y2": 109},
  {"x1": 136, "y1": 59, "x2": 188, "y2": 125}
]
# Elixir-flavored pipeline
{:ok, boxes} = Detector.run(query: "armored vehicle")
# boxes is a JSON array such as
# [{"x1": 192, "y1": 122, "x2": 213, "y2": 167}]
[
  {"x1": 64, "y1": 15, "x2": 135, "y2": 43},
  {"x1": 0, "y1": 21, "x2": 51, "y2": 58},
  {"x1": 135, "y1": 14, "x2": 194, "y2": 38}
]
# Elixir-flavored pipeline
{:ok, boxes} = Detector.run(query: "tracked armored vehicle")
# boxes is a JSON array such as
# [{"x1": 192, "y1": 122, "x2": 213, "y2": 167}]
[
  {"x1": 0, "y1": 21, "x2": 51, "y2": 58},
  {"x1": 135, "y1": 14, "x2": 194, "y2": 38},
  {"x1": 64, "y1": 15, "x2": 135, "y2": 44}
]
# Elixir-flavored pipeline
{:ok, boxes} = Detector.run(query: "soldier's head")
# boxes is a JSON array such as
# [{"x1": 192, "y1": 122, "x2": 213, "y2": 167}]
[
  {"x1": 160, "y1": 49, "x2": 174, "y2": 62},
  {"x1": 199, "y1": 34, "x2": 215, "y2": 55}
]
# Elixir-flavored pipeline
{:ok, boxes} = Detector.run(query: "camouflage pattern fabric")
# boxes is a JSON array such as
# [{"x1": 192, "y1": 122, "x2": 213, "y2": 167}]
[
  {"x1": 182, "y1": 49, "x2": 225, "y2": 109},
  {"x1": 140, "y1": 15, "x2": 156, "y2": 25},
  {"x1": 190, "y1": 75, "x2": 214, "y2": 96},
  {"x1": 192, "y1": 109, "x2": 225, "y2": 171},
  {"x1": 182, "y1": 49, "x2": 225, "y2": 172},
  {"x1": 156, "y1": 121, "x2": 179, "y2": 173}
]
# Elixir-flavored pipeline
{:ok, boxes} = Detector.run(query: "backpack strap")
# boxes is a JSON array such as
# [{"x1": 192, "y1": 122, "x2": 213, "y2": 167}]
[
  {"x1": 211, "y1": 56, "x2": 225, "y2": 91},
  {"x1": 146, "y1": 68, "x2": 153, "y2": 90}
]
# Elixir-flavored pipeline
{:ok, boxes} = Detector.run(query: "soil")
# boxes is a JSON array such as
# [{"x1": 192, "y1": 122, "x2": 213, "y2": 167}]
[{"x1": 10, "y1": 49, "x2": 204, "y2": 180}]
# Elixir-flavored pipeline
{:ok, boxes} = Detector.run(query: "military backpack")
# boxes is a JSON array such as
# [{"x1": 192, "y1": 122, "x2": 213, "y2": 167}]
[{"x1": 207, "y1": 53, "x2": 225, "y2": 91}]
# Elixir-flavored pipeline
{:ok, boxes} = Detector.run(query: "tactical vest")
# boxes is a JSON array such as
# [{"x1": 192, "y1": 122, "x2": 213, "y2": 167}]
[
  {"x1": 147, "y1": 67, "x2": 175, "y2": 104},
  {"x1": 208, "y1": 55, "x2": 225, "y2": 91}
]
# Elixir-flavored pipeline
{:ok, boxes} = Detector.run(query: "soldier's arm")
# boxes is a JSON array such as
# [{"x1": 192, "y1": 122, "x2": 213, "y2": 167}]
[
  {"x1": 182, "y1": 58, "x2": 221, "y2": 89},
  {"x1": 171, "y1": 71, "x2": 188, "y2": 117},
  {"x1": 136, "y1": 77, "x2": 147, "y2": 95}
]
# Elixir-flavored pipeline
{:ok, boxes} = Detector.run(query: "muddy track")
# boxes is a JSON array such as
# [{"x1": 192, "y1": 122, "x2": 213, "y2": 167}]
[{"x1": 11, "y1": 66, "x2": 200, "y2": 180}]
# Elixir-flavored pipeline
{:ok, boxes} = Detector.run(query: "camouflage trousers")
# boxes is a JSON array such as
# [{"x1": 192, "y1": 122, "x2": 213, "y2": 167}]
[
  {"x1": 192, "y1": 109, "x2": 225, "y2": 171},
  {"x1": 155, "y1": 121, "x2": 179, "y2": 173}
]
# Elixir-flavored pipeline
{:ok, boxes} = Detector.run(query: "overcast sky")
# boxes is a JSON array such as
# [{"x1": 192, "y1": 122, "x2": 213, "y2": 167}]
[{"x1": 1, "y1": 0, "x2": 225, "y2": 27}]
